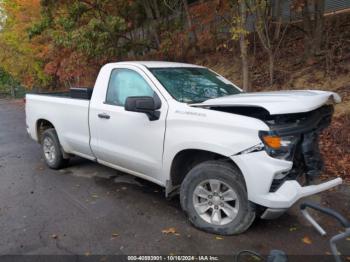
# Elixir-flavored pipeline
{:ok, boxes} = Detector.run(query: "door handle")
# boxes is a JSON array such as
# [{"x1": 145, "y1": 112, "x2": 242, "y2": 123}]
[{"x1": 98, "y1": 113, "x2": 110, "y2": 119}]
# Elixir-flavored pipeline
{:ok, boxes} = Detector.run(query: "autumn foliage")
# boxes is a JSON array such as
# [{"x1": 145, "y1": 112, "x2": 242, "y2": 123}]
[
  {"x1": 0, "y1": 0, "x2": 349, "y2": 181},
  {"x1": 1, "y1": 0, "x2": 234, "y2": 89},
  {"x1": 0, "y1": 0, "x2": 48, "y2": 88}
]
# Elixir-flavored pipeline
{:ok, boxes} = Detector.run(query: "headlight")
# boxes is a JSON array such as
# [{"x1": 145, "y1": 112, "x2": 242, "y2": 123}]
[{"x1": 259, "y1": 131, "x2": 300, "y2": 161}]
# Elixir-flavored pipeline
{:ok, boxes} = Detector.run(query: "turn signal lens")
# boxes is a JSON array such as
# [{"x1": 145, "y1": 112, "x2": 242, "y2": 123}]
[
  {"x1": 262, "y1": 135, "x2": 281, "y2": 149},
  {"x1": 259, "y1": 130, "x2": 300, "y2": 160}
]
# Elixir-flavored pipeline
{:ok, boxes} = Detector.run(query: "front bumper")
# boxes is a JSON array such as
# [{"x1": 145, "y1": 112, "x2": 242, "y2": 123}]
[
  {"x1": 257, "y1": 178, "x2": 342, "y2": 209},
  {"x1": 231, "y1": 151, "x2": 342, "y2": 209}
]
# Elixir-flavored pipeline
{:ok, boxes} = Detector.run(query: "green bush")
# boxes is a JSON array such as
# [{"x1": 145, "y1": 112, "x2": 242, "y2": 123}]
[{"x1": 0, "y1": 68, "x2": 24, "y2": 98}]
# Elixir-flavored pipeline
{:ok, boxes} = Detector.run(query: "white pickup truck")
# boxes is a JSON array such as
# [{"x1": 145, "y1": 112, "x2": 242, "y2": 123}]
[{"x1": 26, "y1": 61, "x2": 342, "y2": 235}]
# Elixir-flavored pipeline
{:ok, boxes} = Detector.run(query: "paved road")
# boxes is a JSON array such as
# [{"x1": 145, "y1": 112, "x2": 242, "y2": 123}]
[{"x1": 0, "y1": 99, "x2": 349, "y2": 256}]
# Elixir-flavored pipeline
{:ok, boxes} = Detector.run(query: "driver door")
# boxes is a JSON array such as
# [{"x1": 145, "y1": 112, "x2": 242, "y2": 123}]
[{"x1": 89, "y1": 67, "x2": 168, "y2": 183}]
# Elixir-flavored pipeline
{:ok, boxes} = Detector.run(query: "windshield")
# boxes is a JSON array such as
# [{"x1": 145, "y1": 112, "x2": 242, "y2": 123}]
[{"x1": 149, "y1": 67, "x2": 241, "y2": 103}]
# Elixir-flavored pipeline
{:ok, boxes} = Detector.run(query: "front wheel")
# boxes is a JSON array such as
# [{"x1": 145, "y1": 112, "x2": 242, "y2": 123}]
[{"x1": 180, "y1": 160, "x2": 255, "y2": 235}]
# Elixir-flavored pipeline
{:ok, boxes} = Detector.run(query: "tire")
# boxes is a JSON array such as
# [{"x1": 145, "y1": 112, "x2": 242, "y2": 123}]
[
  {"x1": 41, "y1": 128, "x2": 69, "y2": 169},
  {"x1": 180, "y1": 160, "x2": 255, "y2": 235}
]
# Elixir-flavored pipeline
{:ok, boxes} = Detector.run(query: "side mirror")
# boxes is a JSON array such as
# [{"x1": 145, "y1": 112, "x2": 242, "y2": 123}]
[{"x1": 125, "y1": 95, "x2": 161, "y2": 121}]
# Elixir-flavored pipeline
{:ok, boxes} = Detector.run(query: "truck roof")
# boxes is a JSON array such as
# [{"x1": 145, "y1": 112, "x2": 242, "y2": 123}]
[{"x1": 108, "y1": 61, "x2": 205, "y2": 68}]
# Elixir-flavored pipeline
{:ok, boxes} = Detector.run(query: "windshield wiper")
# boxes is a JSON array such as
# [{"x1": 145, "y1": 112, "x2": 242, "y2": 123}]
[{"x1": 188, "y1": 98, "x2": 210, "y2": 104}]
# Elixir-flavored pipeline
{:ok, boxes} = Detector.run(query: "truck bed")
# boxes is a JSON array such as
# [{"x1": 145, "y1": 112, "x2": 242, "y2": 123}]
[{"x1": 25, "y1": 93, "x2": 94, "y2": 159}]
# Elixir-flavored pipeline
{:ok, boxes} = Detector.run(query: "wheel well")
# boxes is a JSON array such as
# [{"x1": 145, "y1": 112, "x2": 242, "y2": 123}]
[
  {"x1": 170, "y1": 149, "x2": 234, "y2": 189},
  {"x1": 36, "y1": 119, "x2": 54, "y2": 143}
]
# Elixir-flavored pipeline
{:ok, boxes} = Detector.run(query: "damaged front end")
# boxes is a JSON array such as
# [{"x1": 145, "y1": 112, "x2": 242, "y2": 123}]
[
  {"x1": 259, "y1": 105, "x2": 334, "y2": 189},
  {"x1": 214, "y1": 105, "x2": 335, "y2": 189}
]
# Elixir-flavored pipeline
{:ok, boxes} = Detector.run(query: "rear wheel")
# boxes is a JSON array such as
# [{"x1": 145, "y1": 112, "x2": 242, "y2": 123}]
[
  {"x1": 41, "y1": 128, "x2": 69, "y2": 169},
  {"x1": 180, "y1": 160, "x2": 255, "y2": 235}
]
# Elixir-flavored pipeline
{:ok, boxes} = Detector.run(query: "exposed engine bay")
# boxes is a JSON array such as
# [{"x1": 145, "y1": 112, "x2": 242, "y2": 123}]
[{"x1": 210, "y1": 105, "x2": 334, "y2": 189}]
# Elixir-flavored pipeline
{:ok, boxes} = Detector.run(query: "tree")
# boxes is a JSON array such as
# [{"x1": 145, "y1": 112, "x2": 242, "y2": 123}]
[
  {"x1": 29, "y1": 0, "x2": 145, "y2": 86},
  {"x1": 249, "y1": 0, "x2": 289, "y2": 86},
  {"x1": 302, "y1": 0, "x2": 325, "y2": 58},
  {"x1": 292, "y1": 0, "x2": 326, "y2": 59},
  {"x1": 28, "y1": 0, "x2": 184, "y2": 86},
  {"x1": 141, "y1": 0, "x2": 162, "y2": 49},
  {"x1": 181, "y1": 0, "x2": 199, "y2": 49},
  {"x1": 0, "y1": 0, "x2": 49, "y2": 89},
  {"x1": 230, "y1": 0, "x2": 250, "y2": 91},
  {"x1": 238, "y1": 0, "x2": 250, "y2": 91}
]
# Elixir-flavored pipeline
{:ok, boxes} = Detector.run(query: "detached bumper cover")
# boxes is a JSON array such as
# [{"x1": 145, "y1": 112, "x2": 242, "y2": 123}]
[
  {"x1": 257, "y1": 178, "x2": 342, "y2": 209},
  {"x1": 231, "y1": 151, "x2": 343, "y2": 209}
]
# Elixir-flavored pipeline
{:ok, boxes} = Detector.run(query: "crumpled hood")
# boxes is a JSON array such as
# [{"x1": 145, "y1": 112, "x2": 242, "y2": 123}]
[{"x1": 191, "y1": 90, "x2": 341, "y2": 115}]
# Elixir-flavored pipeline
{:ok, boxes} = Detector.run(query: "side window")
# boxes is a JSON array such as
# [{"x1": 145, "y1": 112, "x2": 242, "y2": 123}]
[{"x1": 106, "y1": 69, "x2": 155, "y2": 106}]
